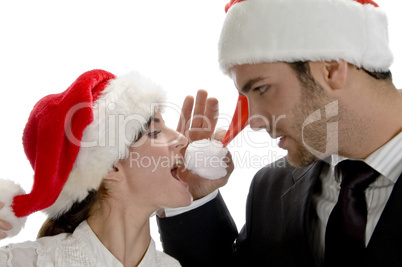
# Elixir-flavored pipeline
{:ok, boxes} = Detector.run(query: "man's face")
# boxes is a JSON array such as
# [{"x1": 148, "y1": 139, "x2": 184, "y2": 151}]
[{"x1": 230, "y1": 62, "x2": 337, "y2": 167}]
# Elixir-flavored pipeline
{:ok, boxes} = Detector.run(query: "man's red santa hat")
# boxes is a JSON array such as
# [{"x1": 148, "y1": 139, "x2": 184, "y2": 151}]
[
  {"x1": 0, "y1": 69, "x2": 165, "y2": 237},
  {"x1": 221, "y1": 0, "x2": 393, "y2": 146}
]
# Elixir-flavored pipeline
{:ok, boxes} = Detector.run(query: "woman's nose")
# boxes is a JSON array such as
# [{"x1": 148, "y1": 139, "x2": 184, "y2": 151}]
[{"x1": 171, "y1": 131, "x2": 188, "y2": 150}]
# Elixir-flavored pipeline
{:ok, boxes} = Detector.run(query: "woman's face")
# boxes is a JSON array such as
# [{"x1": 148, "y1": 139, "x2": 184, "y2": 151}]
[{"x1": 119, "y1": 112, "x2": 192, "y2": 210}]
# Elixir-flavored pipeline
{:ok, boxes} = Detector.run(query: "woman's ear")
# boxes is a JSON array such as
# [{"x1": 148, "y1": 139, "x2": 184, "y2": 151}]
[
  {"x1": 104, "y1": 162, "x2": 125, "y2": 182},
  {"x1": 324, "y1": 59, "x2": 348, "y2": 90}
]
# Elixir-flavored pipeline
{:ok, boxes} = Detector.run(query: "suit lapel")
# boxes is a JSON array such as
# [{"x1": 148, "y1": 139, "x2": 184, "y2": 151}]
[
  {"x1": 281, "y1": 161, "x2": 325, "y2": 266},
  {"x1": 280, "y1": 160, "x2": 402, "y2": 266},
  {"x1": 366, "y1": 172, "x2": 402, "y2": 266}
]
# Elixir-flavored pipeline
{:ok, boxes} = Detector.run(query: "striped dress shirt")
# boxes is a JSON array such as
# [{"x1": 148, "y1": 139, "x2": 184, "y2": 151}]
[{"x1": 312, "y1": 131, "x2": 402, "y2": 263}]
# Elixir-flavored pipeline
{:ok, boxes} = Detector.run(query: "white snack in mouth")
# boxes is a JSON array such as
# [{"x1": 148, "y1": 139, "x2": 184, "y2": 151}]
[{"x1": 184, "y1": 139, "x2": 229, "y2": 180}]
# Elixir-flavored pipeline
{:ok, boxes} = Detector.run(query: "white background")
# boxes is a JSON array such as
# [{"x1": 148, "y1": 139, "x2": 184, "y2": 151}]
[{"x1": 0, "y1": 0, "x2": 401, "y2": 251}]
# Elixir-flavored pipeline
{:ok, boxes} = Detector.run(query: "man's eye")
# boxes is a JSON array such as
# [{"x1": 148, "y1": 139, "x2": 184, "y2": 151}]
[
  {"x1": 253, "y1": 85, "x2": 268, "y2": 95},
  {"x1": 148, "y1": 130, "x2": 162, "y2": 138}
]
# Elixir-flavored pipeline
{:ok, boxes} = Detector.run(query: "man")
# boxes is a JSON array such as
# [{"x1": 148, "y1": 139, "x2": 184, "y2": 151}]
[{"x1": 157, "y1": 0, "x2": 402, "y2": 266}]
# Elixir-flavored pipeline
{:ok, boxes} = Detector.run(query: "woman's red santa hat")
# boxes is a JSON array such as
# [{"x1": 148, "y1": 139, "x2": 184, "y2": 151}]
[
  {"x1": 0, "y1": 69, "x2": 166, "y2": 237},
  {"x1": 221, "y1": 0, "x2": 393, "y2": 146}
]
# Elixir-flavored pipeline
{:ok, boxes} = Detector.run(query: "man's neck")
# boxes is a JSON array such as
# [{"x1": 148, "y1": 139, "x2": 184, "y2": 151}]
[{"x1": 338, "y1": 84, "x2": 402, "y2": 159}]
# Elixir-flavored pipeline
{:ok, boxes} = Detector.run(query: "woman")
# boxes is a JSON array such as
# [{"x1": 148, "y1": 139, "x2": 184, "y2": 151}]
[{"x1": 0, "y1": 69, "x2": 231, "y2": 266}]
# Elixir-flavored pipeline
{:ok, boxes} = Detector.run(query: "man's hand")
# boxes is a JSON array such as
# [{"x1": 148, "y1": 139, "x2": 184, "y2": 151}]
[
  {"x1": 0, "y1": 202, "x2": 12, "y2": 239},
  {"x1": 177, "y1": 90, "x2": 234, "y2": 200},
  {"x1": 176, "y1": 90, "x2": 219, "y2": 143}
]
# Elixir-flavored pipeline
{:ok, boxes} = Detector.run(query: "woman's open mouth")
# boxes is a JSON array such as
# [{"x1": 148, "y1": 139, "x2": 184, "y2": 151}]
[
  {"x1": 171, "y1": 159, "x2": 183, "y2": 181},
  {"x1": 170, "y1": 159, "x2": 189, "y2": 188}
]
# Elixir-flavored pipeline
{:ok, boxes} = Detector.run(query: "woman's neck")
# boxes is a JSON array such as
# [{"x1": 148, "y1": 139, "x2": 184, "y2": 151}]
[{"x1": 87, "y1": 200, "x2": 153, "y2": 266}]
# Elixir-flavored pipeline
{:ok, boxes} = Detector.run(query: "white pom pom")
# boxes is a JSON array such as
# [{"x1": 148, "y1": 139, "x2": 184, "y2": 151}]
[
  {"x1": 184, "y1": 139, "x2": 229, "y2": 180},
  {"x1": 0, "y1": 179, "x2": 27, "y2": 238}
]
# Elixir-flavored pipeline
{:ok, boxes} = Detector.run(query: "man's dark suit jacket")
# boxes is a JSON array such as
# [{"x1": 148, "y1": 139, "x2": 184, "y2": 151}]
[{"x1": 157, "y1": 158, "x2": 402, "y2": 267}]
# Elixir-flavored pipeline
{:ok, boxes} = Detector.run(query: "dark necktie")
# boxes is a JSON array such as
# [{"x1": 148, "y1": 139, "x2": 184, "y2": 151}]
[{"x1": 324, "y1": 160, "x2": 379, "y2": 266}]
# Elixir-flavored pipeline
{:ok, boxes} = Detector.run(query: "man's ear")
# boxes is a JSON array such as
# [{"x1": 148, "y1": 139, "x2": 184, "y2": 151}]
[
  {"x1": 104, "y1": 162, "x2": 125, "y2": 182},
  {"x1": 324, "y1": 59, "x2": 348, "y2": 90}
]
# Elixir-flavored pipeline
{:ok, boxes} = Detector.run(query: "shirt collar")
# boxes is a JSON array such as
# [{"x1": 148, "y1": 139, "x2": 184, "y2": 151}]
[
  {"x1": 330, "y1": 131, "x2": 402, "y2": 183},
  {"x1": 74, "y1": 221, "x2": 158, "y2": 267},
  {"x1": 138, "y1": 239, "x2": 157, "y2": 267},
  {"x1": 365, "y1": 131, "x2": 402, "y2": 183},
  {"x1": 74, "y1": 221, "x2": 123, "y2": 267}
]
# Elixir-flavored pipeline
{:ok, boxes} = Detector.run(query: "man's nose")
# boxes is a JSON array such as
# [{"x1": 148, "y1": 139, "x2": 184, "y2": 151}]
[{"x1": 248, "y1": 104, "x2": 270, "y2": 131}]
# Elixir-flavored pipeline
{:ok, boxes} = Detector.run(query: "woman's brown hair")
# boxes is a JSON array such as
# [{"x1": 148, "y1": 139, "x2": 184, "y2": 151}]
[
  {"x1": 36, "y1": 118, "x2": 153, "y2": 239},
  {"x1": 37, "y1": 183, "x2": 109, "y2": 238}
]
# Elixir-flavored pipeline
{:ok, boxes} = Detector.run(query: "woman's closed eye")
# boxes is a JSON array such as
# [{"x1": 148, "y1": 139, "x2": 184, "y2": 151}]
[{"x1": 148, "y1": 130, "x2": 162, "y2": 139}]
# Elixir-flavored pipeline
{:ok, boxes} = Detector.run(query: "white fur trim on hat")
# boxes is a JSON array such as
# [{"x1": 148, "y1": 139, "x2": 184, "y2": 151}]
[
  {"x1": 0, "y1": 179, "x2": 27, "y2": 238},
  {"x1": 46, "y1": 71, "x2": 166, "y2": 217},
  {"x1": 219, "y1": 0, "x2": 393, "y2": 75},
  {"x1": 184, "y1": 139, "x2": 229, "y2": 180}
]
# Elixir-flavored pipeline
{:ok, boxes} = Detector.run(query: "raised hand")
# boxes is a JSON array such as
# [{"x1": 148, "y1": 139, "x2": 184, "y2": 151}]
[{"x1": 176, "y1": 90, "x2": 234, "y2": 200}]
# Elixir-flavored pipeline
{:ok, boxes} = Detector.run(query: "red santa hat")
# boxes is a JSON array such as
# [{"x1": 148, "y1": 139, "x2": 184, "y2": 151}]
[
  {"x1": 0, "y1": 69, "x2": 165, "y2": 237},
  {"x1": 220, "y1": 0, "x2": 393, "y2": 146}
]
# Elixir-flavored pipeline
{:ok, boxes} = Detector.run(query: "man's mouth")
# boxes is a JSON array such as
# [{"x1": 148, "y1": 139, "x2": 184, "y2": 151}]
[
  {"x1": 278, "y1": 136, "x2": 287, "y2": 149},
  {"x1": 268, "y1": 132, "x2": 287, "y2": 148},
  {"x1": 268, "y1": 131, "x2": 285, "y2": 139}
]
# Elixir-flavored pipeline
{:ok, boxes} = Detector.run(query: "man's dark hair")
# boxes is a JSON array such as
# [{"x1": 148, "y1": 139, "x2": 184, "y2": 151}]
[{"x1": 289, "y1": 61, "x2": 392, "y2": 82}]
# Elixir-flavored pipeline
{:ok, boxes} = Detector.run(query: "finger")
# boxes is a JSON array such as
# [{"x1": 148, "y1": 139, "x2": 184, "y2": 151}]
[
  {"x1": 213, "y1": 152, "x2": 234, "y2": 188},
  {"x1": 0, "y1": 232, "x2": 7, "y2": 239},
  {"x1": 0, "y1": 219, "x2": 12, "y2": 231},
  {"x1": 225, "y1": 151, "x2": 235, "y2": 173},
  {"x1": 204, "y1": 97, "x2": 219, "y2": 135},
  {"x1": 176, "y1": 95, "x2": 194, "y2": 133},
  {"x1": 191, "y1": 90, "x2": 208, "y2": 129},
  {"x1": 212, "y1": 128, "x2": 227, "y2": 141}
]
